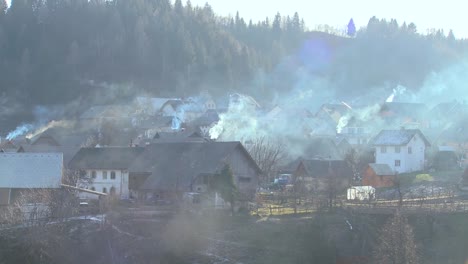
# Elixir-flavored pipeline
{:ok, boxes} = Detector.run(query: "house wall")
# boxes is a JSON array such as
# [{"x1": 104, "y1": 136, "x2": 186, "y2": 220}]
[
  {"x1": 78, "y1": 169, "x2": 129, "y2": 200},
  {"x1": 362, "y1": 167, "x2": 395, "y2": 188},
  {"x1": 161, "y1": 105, "x2": 176, "y2": 116},
  {"x1": 375, "y1": 134, "x2": 426, "y2": 174},
  {"x1": 204, "y1": 99, "x2": 216, "y2": 110},
  {"x1": 227, "y1": 148, "x2": 259, "y2": 199},
  {"x1": 294, "y1": 164, "x2": 350, "y2": 193},
  {"x1": 199, "y1": 125, "x2": 213, "y2": 137},
  {"x1": 0, "y1": 188, "x2": 10, "y2": 205}
]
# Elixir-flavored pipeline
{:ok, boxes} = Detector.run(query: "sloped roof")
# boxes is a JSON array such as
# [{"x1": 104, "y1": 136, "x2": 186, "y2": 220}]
[
  {"x1": 0, "y1": 140, "x2": 18, "y2": 151},
  {"x1": 130, "y1": 142, "x2": 260, "y2": 190},
  {"x1": 302, "y1": 137, "x2": 343, "y2": 160},
  {"x1": 0, "y1": 153, "x2": 62, "y2": 188},
  {"x1": 372, "y1": 129, "x2": 430, "y2": 146},
  {"x1": 31, "y1": 134, "x2": 61, "y2": 146},
  {"x1": 68, "y1": 147, "x2": 144, "y2": 170},
  {"x1": 80, "y1": 105, "x2": 132, "y2": 119},
  {"x1": 135, "y1": 97, "x2": 179, "y2": 113},
  {"x1": 298, "y1": 159, "x2": 352, "y2": 178},
  {"x1": 139, "y1": 116, "x2": 173, "y2": 129},
  {"x1": 368, "y1": 163, "x2": 394, "y2": 176},
  {"x1": 20, "y1": 144, "x2": 80, "y2": 165},
  {"x1": 317, "y1": 103, "x2": 351, "y2": 124},
  {"x1": 190, "y1": 110, "x2": 220, "y2": 127},
  {"x1": 31, "y1": 127, "x2": 96, "y2": 148},
  {"x1": 152, "y1": 130, "x2": 207, "y2": 143},
  {"x1": 430, "y1": 101, "x2": 468, "y2": 118},
  {"x1": 380, "y1": 102, "x2": 428, "y2": 117}
]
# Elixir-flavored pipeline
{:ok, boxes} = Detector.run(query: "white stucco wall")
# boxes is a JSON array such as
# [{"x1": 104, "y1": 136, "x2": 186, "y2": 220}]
[
  {"x1": 375, "y1": 134, "x2": 426, "y2": 174},
  {"x1": 78, "y1": 169, "x2": 129, "y2": 200}
]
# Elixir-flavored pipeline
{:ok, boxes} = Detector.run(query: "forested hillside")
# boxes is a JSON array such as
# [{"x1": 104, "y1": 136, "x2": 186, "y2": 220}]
[{"x1": 0, "y1": 0, "x2": 466, "y2": 128}]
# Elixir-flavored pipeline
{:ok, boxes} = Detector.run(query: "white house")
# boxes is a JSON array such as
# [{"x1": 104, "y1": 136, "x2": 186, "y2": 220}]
[
  {"x1": 373, "y1": 129, "x2": 430, "y2": 174},
  {"x1": 68, "y1": 147, "x2": 144, "y2": 200}
]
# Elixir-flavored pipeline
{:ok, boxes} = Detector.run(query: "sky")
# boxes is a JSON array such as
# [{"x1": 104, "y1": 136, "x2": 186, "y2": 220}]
[{"x1": 190, "y1": 0, "x2": 468, "y2": 38}]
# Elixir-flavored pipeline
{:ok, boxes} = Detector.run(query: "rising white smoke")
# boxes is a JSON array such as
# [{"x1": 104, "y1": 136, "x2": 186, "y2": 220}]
[
  {"x1": 385, "y1": 85, "x2": 407, "y2": 103},
  {"x1": 6, "y1": 124, "x2": 34, "y2": 140},
  {"x1": 25, "y1": 120, "x2": 74, "y2": 139},
  {"x1": 209, "y1": 93, "x2": 261, "y2": 141}
]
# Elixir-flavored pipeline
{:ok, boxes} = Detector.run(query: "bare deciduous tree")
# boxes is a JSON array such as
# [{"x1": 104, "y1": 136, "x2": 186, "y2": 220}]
[{"x1": 247, "y1": 137, "x2": 286, "y2": 185}]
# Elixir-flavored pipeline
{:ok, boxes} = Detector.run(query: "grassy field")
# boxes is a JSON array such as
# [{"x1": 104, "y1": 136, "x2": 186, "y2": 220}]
[{"x1": 398, "y1": 169, "x2": 463, "y2": 187}]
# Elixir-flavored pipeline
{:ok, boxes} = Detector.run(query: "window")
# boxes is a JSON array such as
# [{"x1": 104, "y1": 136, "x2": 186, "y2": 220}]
[
  {"x1": 90, "y1": 187, "x2": 95, "y2": 191},
  {"x1": 357, "y1": 127, "x2": 363, "y2": 134},
  {"x1": 381, "y1": 146, "x2": 387, "y2": 153},
  {"x1": 111, "y1": 171, "x2": 116, "y2": 180},
  {"x1": 91, "y1": 171, "x2": 96, "y2": 179},
  {"x1": 102, "y1": 171, "x2": 108, "y2": 180},
  {"x1": 395, "y1": 146, "x2": 401, "y2": 153},
  {"x1": 102, "y1": 187, "x2": 107, "y2": 193},
  {"x1": 110, "y1": 187, "x2": 116, "y2": 195},
  {"x1": 408, "y1": 147, "x2": 412, "y2": 154},
  {"x1": 239, "y1": 177, "x2": 251, "y2": 183},
  {"x1": 395, "y1": 160, "x2": 401, "y2": 167}
]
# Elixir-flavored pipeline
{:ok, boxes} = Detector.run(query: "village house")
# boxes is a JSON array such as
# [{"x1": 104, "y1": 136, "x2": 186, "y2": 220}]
[
  {"x1": 373, "y1": 128, "x2": 431, "y2": 174},
  {"x1": 188, "y1": 110, "x2": 220, "y2": 137},
  {"x1": 293, "y1": 159, "x2": 352, "y2": 193},
  {"x1": 134, "y1": 97, "x2": 181, "y2": 116},
  {"x1": 379, "y1": 102, "x2": 429, "y2": 129},
  {"x1": 152, "y1": 130, "x2": 208, "y2": 143},
  {"x1": 68, "y1": 147, "x2": 145, "y2": 200},
  {"x1": 20, "y1": 134, "x2": 82, "y2": 165},
  {"x1": 0, "y1": 153, "x2": 63, "y2": 205},
  {"x1": 336, "y1": 117, "x2": 372, "y2": 146},
  {"x1": 362, "y1": 163, "x2": 396, "y2": 188},
  {"x1": 79, "y1": 104, "x2": 133, "y2": 127},
  {"x1": 428, "y1": 101, "x2": 467, "y2": 129},
  {"x1": 315, "y1": 103, "x2": 351, "y2": 126},
  {"x1": 0, "y1": 140, "x2": 22, "y2": 153},
  {"x1": 128, "y1": 142, "x2": 261, "y2": 203}
]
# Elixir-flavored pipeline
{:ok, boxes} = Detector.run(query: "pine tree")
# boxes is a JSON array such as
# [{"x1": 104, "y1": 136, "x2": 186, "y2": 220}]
[
  {"x1": 347, "y1": 18, "x2": 356, "y2": 37},
  {"x1": 447, "y1": 29, "x2": 455, "y2": 42},
  {"x1": 272, "y1": 12, "x2": 281, "y2": 33},
  {"x1": 174, "y1": 0, "x2": 183, "y2": 14},
  {"x1": 185, "y1": 0, "x2": 192, "y2": 12},
  {"x1": 292, "y1": 12, "x2": 300, "y2": 32},
  {"x1": 209, "y1": 164, "x2": 238, "y2": 215},
  {"x1": 408, "y1": 22, "x2": 417, "y2": 34}
]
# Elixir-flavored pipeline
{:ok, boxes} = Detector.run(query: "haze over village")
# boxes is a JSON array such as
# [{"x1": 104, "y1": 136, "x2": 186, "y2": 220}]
[{"x1": 1, "y1": 0, "x2": 468, "y2": 263}]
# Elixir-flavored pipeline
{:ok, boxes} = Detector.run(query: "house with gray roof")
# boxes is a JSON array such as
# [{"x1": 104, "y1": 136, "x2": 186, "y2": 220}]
[
  {"x1": 362, "y1": 163, "x2": 395, "y2": 188},
  {"x1": 373, "y1": 128, "x2": 430, "y2": 174},
  {"x1": 68, "y1": 147, "x2": 144, "y2": 200},
  {"x1": 128, "y1": 142, "x2": 261, "y2": 201},
  {"x1": 0, "y1": 153, "x2": 63, "y2": 205}
]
